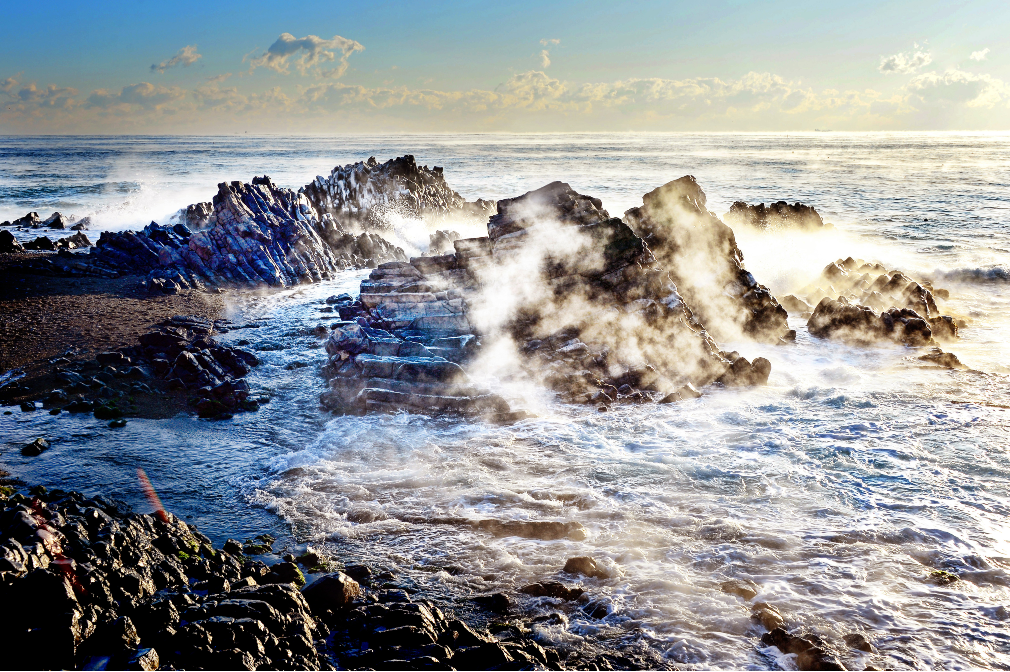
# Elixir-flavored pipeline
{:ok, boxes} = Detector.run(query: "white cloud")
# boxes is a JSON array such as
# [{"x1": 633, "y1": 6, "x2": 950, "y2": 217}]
[
  {"x1": 538, "y1": 39, "x2": 559, "y2": 68},
  {"x1": 151, "y1": 45, "x2": 202, "y2": 73},
  {"x1": 905, "y1": 68, "x2": 1007, "y2": 108},
  {"x1": 879, "y1": 49, "x2": 932, "y2": 75},
  {"x1": 247, "y1": 33, "x2": 363, "y2": 77},
  {"x1": 86, "y1": 82, "x2": 186, "y2": 109},
  {"x1": 970, "y1": 48, "x2": 990, "y2": 62},
  {"x1": 16, "y1": 82, "x2": 78, "y2": 107}
]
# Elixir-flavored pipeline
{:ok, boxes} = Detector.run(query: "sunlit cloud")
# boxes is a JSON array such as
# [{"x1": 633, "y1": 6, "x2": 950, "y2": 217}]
[
  {"x1": 879, "y1": 48, "x2": 932, "y2": 75},
  {"x1": 151, "y1": 45, "x2": 202, "y2": 73},
  {"x1": 247, "y1": 32, "x2": 364, "y2": 77},
  {"x1": 540, "y1": 50, "x2": 551, "y2": 68},
  {"x1": 86, "y1": 82, "x2": 186, "y2": 110},
  {"x1": 538, "y1": 38, "x2": 559, "y2": 69},
  {"x1": 16, "y1": 82, "x2": 78, "y2": 108},
  {"x1": 970, "y1": 48, "x2": 990, "y2": 62},
  {"x1": 905, "y1": 68, "x2": 1007, "y2": 108}
]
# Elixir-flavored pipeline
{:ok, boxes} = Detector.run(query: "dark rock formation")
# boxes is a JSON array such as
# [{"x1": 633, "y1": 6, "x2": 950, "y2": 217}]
[
  {"x1": 43, "y1": 212, "x2": 70, "y2": 229},
  {"x1": 23, "y1": 235, "x2": 57, "y2": 251},
  {"x1": 12, "y1": 211, "x2": 41, "y2": 228},
  {"x1": 321, "y1": 181, "x2": 772, "y2": 417},
  {"x1": 624, "y1": 176, "x2": 792, "y2": 344},
  {"x1": 725, "y1": 200, "x2": 827, "y2": 230},
  {"x1": 301, "y1": 155, "x2": 494, "y2": 230},
  {"x1": 71, "y1": 216, "x2": 91, "y2": 231},
  {"x1": 0, "y1": 230, "x2": 24, "y2": 253},
  {"x1": 808, "y1": 297, "x2": 936, "y2": 346},
  {"x1": 0, "y1": 483, "x2": 568, "y2": 670},
  {"x1": 91, "y1": 178, "x2": 406, "y2": 287},
  {"x1": 800, "y1": 257, "x2": 959, "y2": 346},
  {"x1": 429, "y1": 229, "x2": 461, "y2": 254}
]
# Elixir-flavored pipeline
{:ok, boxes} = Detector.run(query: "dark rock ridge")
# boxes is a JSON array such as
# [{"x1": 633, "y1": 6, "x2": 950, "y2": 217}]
[
  {"x1": 301, "y1": 155, "x2": 494, "y2": 231},
  {"x1": 0, "y1": 484, "x2": 569, "y2": 670},
  {"x1": 321, "y1": 181, "x2": 772, "y2": 416},
  {"x1": 90, "y1": 179, "x2": 406, "y2": 287},
  {"x1": 724, "y1": 200, "x2": 828, "y2": 231},
  {"x1": 798, "y1": 257, "x2": 959, "y2": 346},
  {"x1": 623, "y1": 176, "x2": 793, "y2": 344},
  {"x1": 3, "y1": 211, "x2": 77, "y2": 230}
]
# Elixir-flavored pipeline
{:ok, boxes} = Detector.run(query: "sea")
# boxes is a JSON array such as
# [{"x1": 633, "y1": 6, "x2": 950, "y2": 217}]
[{"x1": 2, "y1": 133, "x2": 1010, "y2": 669}]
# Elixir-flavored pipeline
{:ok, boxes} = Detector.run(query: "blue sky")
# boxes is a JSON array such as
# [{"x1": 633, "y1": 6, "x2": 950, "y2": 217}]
[{"x1": 2, "y1": 0, "x2": 1007, "y2": 132}]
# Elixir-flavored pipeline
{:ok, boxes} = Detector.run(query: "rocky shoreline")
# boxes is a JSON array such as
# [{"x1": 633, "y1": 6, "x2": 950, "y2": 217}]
[{"x1": 0, "y1": 477, "x2": 681, "y2": 670}]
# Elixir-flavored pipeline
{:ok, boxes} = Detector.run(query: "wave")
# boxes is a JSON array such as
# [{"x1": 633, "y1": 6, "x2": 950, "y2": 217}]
[{"x1": 929, "y1": 266, "x2": 1010, "y2": 284}]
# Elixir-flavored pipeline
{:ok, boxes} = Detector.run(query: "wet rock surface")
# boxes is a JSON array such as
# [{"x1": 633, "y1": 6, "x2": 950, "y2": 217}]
[
  {"x1": 725, "y1": 200, "x2": 829, "y2": 231},
  {"x1": 321, "y1": 180, "x2": 773, "y2": 417},
  {"x1": 624, "y1": 176, "x2": 792, "y2": 344},
  {"x1": 801, "y1": 257, "x2": 960, "y2": 347},
  {"x1": 0, "y1": 483, "x2": 584, "y2": 671}
]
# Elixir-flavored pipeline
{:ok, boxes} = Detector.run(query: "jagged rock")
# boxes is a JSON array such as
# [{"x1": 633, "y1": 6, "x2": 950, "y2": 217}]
[
  {"x1": 0, "y1": 230, "x2": 24, "y2": 253},
  {"x1": 795, "y1": 257, "x2": 958, "y2": 345},
  {"x1": 624, "y1": 176, "x2": 792, "y2": 343},
  {"x1": 71, "y1": 216, "x2": 91, "y2": 231},
  {"x1": 21, "y1": 438, "x2": 50, "y2": 456},
  {"x1": 725, "y1": 200, "x2": 827, "y2": 230},
  {"x1": 182, "y1": 201, "x2": 213, "y2": 229},
  {"x1": 918, "y1": 348, "x2": 966, "y2": 369},
  {"x1": 301, "y1": 155, "x2": 494, "y2": 230},
  {"x1": 520, "y1": 582, "x2": 585, "y2": 601},
  {"x1": 43, "y1": 212, "x2": 69, "y2": 229},
  {"x1": 12, "y1": 212, "x2": 41, "y2": 228},
  {"x1": 57, "y1": 231, "x2": 92, "y2": 250},
  {"x1": 322, "y1": 180, "x2": 773, "y2": 416},
  {"x1": 429, "y1": 229, "x2": 461, "y2": 254},
  {"x1": 563, "y1": 556, "x2": 608, "y2": 579},
  {"x1": 91, "y1": 177, "x2": 407, "y2": 287}
]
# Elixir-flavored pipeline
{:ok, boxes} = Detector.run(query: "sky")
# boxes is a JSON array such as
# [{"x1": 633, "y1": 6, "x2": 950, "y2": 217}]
[{"x1": 1, "y1": 0, "x2": 1007, "y2": 133}]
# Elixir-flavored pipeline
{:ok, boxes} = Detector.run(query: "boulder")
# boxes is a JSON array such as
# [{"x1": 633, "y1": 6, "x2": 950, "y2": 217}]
[
  {"x1": 563, "y1": 556, "x2": 608, "y2": 579},
  {"x1": 0, "y1": 230, "x2": 24, "y2": 253},
  {"x1": 808, "y1": 297, "x2": 935, "y2": 347},
  {"x1": 23, "y1": 236, "x2": 56, "y2": 251},
  {"x1": 21, "y1": 438, "x2": 50, "y2": 456},
  {"x1": 301, "y1": 572, "x2": 361, "y2": 612},
  {"x1": 43, "y1": 212, "x2": 68, "y2": 229},
  {"x1": 624, "y1": 176, "x2": 792, "y2": 343}
]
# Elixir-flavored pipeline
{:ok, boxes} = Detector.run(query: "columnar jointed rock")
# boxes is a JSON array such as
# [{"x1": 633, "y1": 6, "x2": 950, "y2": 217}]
[
  {"x1": 322, "y1": 181, "x2": 772, "y2": 416},
  {"x1": 91, "y1": 177, "x2": 407, "y2": 287},
  {"x1": 800, "y1": 257, "x2": 959, "y2": 345},
  {"x1": 623, "y1": 176, "x2": 793, "y2": 344},
  {"x1": 725, "y1": 200, "x2": 828, "y2": 231},
  {"x1": 301, "y1": 155, "x2": 495, "y2": 230}
]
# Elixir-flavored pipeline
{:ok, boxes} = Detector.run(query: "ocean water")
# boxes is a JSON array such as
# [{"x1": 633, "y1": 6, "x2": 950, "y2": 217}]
[{"x1": 3, "y1": 133, "x2": 1010, "y2": 668}]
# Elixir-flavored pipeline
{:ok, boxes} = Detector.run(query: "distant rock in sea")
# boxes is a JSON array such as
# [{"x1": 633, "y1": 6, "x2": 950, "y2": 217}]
[{"x1": 724, "y1": 200, "x2": 829, "y2": 231}]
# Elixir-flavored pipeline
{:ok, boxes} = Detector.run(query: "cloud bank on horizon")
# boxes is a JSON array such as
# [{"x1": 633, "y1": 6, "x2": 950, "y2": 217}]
[{"x1": 1, "y1": 1, "x2": 1007, "y2": 133}]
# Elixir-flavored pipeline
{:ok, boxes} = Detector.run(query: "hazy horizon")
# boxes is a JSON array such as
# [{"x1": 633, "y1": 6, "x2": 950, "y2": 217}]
[{"x1": 2, "y1": 0, "x2": 1007, "y2": 134}]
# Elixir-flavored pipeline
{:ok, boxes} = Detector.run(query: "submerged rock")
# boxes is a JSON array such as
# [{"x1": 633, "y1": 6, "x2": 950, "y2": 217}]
[
  {"x1": 624, "y1": 176, "x2": 792, "y2": 344},
  {"x1": 725, "y1": 200, "x2": 828, "y2": 231}
]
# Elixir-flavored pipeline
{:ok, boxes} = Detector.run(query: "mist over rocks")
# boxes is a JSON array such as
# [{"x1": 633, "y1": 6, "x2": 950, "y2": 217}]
[
  {"x1": 724, "y1": 200, "x2": 829, "y2": 231},
  {"x1": 798, "y1": 257, "x2": 960, "y2": 346},
  {"x1": 321, "y1": 180, "x2": 772, "y2": 417},
  {"x1": 623, "y1": 176, "x2": 793, "y2": 344},
  {"x1": 301, "y1": 155, "x2": 495, "y2": 230}
]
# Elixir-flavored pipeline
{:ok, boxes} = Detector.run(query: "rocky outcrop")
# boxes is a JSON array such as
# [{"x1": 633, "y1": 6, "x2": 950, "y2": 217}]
[
  {"x1": 322, "y1": 181, "x2": 771, "y2": 416},
  {"x1": 0, "y1": 482, "x2": 569, "y2": 670},
  {"x1": 301, "y1": 155, "x2": 494, "y2": 230},
  {"x1": 43, "y1": 212, "x2": 70, "y2": 229},
  {"x1": 725, "y1": 201, "x2": 827, "y2": 230},
  {"x1": 91, "y1": 177, "x2": 406, "y2": 287},
  {"x1": 0, "y1": 230, "x2": 23, "y2": 254},
  {"x1": 799, "y1": 257, "x2": 959, "y2": 345},
  {"x1": 11, "y1": 212, "x2": 41, "y2": 228},
  {"x1": 623, "y1": 176, "x2": 792, "y2": 344}
]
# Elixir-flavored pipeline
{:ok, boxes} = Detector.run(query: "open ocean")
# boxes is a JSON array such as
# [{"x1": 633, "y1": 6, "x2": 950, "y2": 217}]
[{"x1": 3, "y1": 132, "x2": 1010, "y2": 668}]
